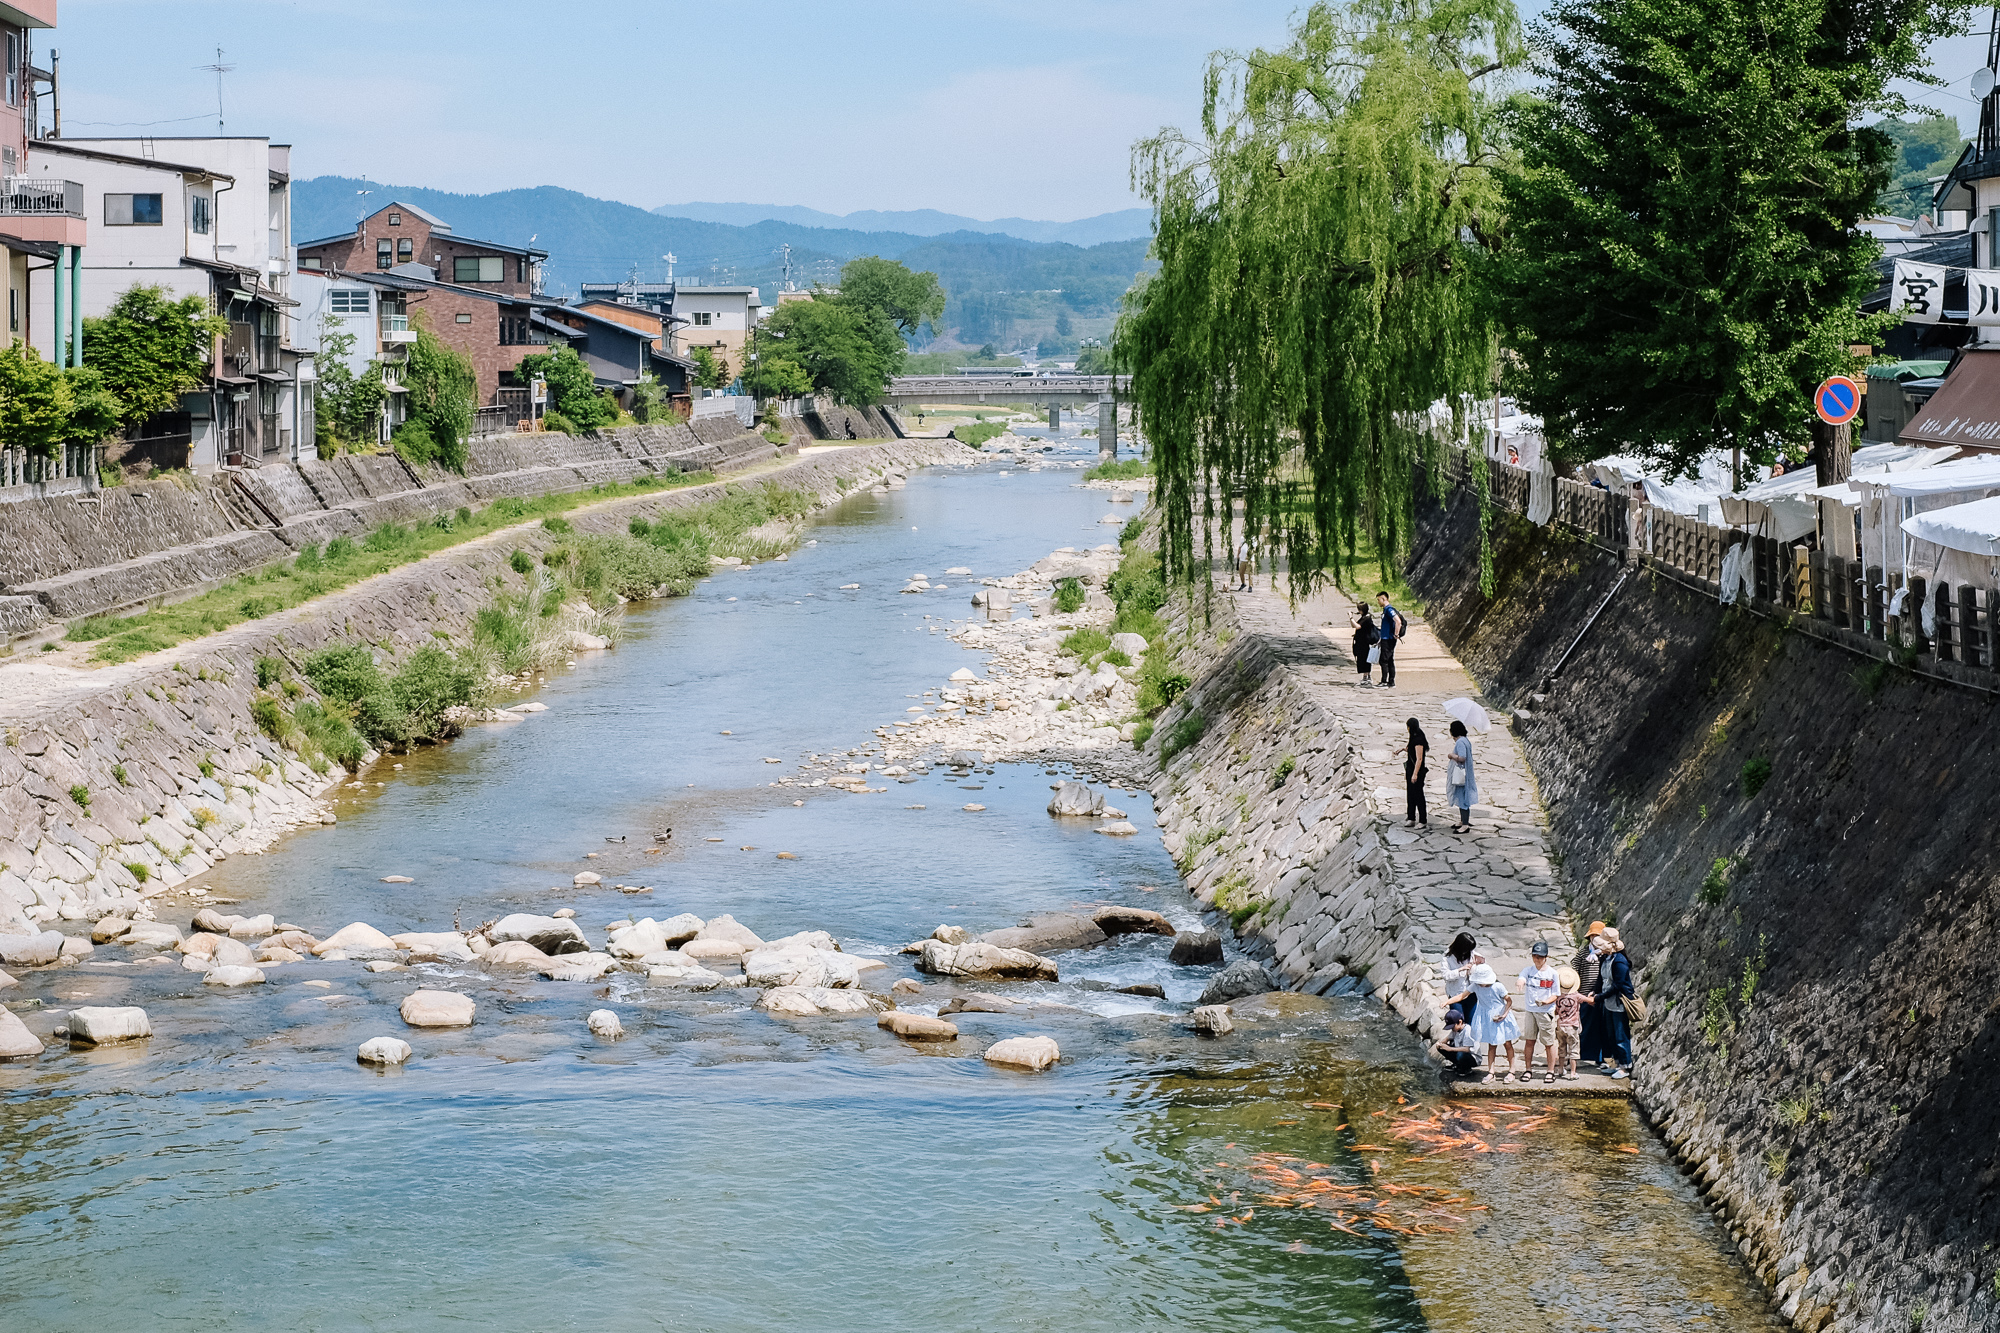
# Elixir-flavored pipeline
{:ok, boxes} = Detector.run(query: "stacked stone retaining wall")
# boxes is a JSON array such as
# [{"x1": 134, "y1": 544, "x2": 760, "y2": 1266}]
[
  {"x1": 0, "y1": 420, "x2": 784, "y2": 643},
  {"x1": 0, "y1": 440, "x2": 974, "y2": 943},
  {"x1": 1403, "y1": 484, "x2": 2000, "y2": 1333}
]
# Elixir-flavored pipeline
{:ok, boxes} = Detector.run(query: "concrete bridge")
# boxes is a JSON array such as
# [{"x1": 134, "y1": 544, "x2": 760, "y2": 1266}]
[{"x1": 883, "y1": 374, "x2": 1131, "y2": 407}]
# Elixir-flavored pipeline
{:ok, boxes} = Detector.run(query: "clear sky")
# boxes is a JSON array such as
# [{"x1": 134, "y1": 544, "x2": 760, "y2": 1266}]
[
  {"x1": 44, "y1": 1, "x2": 1987, "y2": 223},
  {"x1": 48, "y1": 0, "x2": 1301, "y2": 222}
]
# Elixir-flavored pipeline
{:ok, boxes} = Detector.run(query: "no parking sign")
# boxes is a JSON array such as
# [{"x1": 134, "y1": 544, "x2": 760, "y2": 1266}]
[{"x1": 1814, "y1": 376, "x2": 1861, "y2": 426}]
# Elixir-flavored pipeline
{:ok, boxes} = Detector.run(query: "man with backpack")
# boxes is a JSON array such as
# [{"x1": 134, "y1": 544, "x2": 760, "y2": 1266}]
[{"x1": 1375, "y1": 591, "x2": 1404, "y2": 687}]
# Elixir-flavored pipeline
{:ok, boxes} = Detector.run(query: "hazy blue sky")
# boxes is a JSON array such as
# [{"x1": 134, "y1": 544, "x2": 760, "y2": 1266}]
[{"x1": 44, "y1": 1, "x2": 1988, "y2": 222}]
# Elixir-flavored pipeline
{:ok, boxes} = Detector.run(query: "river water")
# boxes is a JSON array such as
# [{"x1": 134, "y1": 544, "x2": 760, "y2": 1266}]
[{"x1": 0, "y1": 444, "x2": 1782, "y2": 1331}]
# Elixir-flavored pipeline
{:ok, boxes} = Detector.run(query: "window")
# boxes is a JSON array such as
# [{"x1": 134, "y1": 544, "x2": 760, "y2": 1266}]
[
  {"x1": 397, "y1": 239, "x2": 413, "y2": 262},
  {"x1": 377, "y1": 239, "x2": 393, "y2": 269},
  {"x1": 388, "y1": 211, "x2": 401, "y2": 226},
  {"x1": 518, "y1": 257, "x2": 526, "y2": 282},
  {"x1": 104, "y1": 193, "x2": 164, "y2": 226},
  {"x1": 454, "y1": 256, "x2": 504, "y2": 283},
  {"x1": 6, "y1": 33, "x2": 18, "y2": 109},
  {"x1": 330, "y1": 289, "x2": 370, "y2": 315},
  {"x1": 8, "y1": 287, "x2": 15, "y2": 334},
  {"x1": 691, "y1": 311, "x2": 712, "y2": 327},
  {"x1": 190, "y1": 194, "x2": 211, "y2": 235},
  {"x1": 455, "y1": 312, "x2": 473, "y2": 324},
  {"x1": 300, "y1": 256, "x2": 323, "y2": 270}
]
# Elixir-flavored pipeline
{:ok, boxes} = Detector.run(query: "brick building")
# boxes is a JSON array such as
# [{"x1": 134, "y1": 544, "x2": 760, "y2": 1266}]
[{"x1": 296, "y1": 200, "x2": 545, "y2": 298}]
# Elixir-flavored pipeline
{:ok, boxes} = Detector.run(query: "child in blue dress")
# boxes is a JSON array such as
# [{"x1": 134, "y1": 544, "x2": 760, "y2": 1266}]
[{"x1": 1466, "y1": 962, "x2": 1520, "y2": 1082}]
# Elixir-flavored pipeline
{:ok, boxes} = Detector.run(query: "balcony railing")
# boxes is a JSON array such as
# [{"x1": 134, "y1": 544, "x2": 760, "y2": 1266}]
[
  {"x1": 380, "y1": 314, "x2": 416, "y2": 344},
  {"x1": 0, "y1": 176, "x2": 84, "y2": 217}
]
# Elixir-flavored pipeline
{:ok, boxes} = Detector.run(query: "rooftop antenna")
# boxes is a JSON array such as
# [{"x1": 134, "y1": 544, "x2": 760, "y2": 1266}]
[
  {"x1": 196, "y1": 46, "x2": 234, "y2": 134},
  {"x1": 664, "y1": 252, "x2": 676, "y2": 281},
  {"x1": 781, "y1": 242, "x2": 793, "y2": 291}
]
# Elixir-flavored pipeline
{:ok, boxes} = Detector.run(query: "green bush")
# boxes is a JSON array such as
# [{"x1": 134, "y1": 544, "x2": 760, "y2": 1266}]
[
  {"x1": 391, "y1": 419, "x2": 437, "y2": 467},
  {"x1": 541, "y1": 410, "x2": 578, "y2": 435},
  {"x1": 1699, "y1": 856, "x2": 1733, "y2": 905},
  {"x1": 123, "y1": 861, "x2": 150, "y2": 883},
  {"x1": 1054, "y1": 578, "x2": 1086, "y2": 614},
  {"x1": 1131, "y1": 719, "x2": 1155, "y2": 748},
  {"x1": 252, "y1": 697, "x2": 289, "y2": 740},
  {"x1": 1160, "y1": 711, "x2": 1206, "y2": 761},
  {"x1": 255, "y1": 655, "x2": 286, "y2": 689},
  {"x1": 957, "y1": 421, "x2": 1006, "y2": 448},
  {"x1": 69, "y1": 783, "x2": 90, "y2": 809},
  {"x1": 1120, "y1": 513, "x2": 1148, "y2": 546},
  {"x1": 1271, "y1": 755, "x2": 1296, "y2": 788},
  {"x1": 111, "y1": 763, "x2": 129, "y2": 786},
  {"x1": 1103, "y1": 649, "x2": 1131, "y2": 667},
  {"x1": 303, "y1": 644, "x2": 408, "y2": 747},
  {"x1": 509, "y1": 549, "x2": 535, "y2": 575},
  {"x1": 1741, "y1": 756, "x2": 1773, "y2": 798},
  {"x1": 570, "y1": 533, "x2": 680, "y2": 604},
  {"x1": 391, "y1": 645, "x2": 477, "y2": 742},
  {"x1": 1082, "y1": 457, "x2": 1151, "y2": 482},
  {"x1": 628, "y1": 516, "x2": 652, "y2": 537},
  {"x1": 1063, "y1": 627, "x2": 1111, "y2": 658},
  {"x1": 542, "y1": 516, "x2": 573, "y2": 535},
  {"x1": 294, "y1": 699, "x2": 367, "y2": 770}
]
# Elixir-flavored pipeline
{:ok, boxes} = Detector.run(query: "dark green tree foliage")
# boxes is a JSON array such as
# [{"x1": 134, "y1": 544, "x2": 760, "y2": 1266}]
[
  {"x1": 514, "y1": 344, "x2": 615, "y2": 429},
  {"x1": 756, "y1": 298, "x2": 897, "y2": 405},
  {"x1": 1120, "y1": 0, "x2": 1519, "y2": 593},
  {"x1": 82, "y1": 284, "x2": 224, "y2": 430},
  {"x1": 0, "y1": 343, "x2": 123, "y2": 457},
  {"x1": 690, "y1": 345, "x2": 732, "y2": 390},
  {"x1": 402, "y1": 319, "x2": 477, "y2": 470},
  {"x1": 835, "y1": 255, "x2": 946, "y2": 336},
  {"x1": 314, "y1": 319, "x2": 389, "y2": 453},
  {"x1": 1495, "y1": 0, "x2": 1971, "y2": 477}
]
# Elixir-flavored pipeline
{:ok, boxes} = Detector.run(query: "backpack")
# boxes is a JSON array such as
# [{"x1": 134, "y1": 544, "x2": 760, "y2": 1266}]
[{"x1": 1359, "y1": 617, "x2": 1378, "y2": 645}]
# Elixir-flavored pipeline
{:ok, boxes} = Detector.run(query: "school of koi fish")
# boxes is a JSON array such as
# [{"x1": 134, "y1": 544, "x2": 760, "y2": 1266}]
[{"x1": 1180, "y1": 1098, "x2": 1643, "y2": 1240}]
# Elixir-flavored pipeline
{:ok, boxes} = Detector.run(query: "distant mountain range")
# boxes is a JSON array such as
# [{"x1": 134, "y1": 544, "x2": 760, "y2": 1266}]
[
  {"x1": 649, "y1": 202, "x2": 1153, "y2": 248},
  {"x1": 292, "y1": 177, "x2": 1153, "y2": 349}
]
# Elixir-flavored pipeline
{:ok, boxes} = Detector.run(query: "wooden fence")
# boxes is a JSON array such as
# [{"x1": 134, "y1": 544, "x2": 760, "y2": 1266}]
[{"x1": 1445, "y1": 450, "x2": 2000, "y2": 684}]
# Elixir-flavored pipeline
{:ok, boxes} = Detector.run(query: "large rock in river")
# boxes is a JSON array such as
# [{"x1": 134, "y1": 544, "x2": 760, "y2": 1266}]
[
  {"x1": 357, "y1": 1036, "x2": 412, "y2": 1066},
  {"x1": 756, "y1": 986, "x2": 884, "y2": 1017},
  {"x1": 1198, "y1": 958, "x2": 1273, "y2": 1007},
  {"x1": 695, "y1": 915, "x2": 764, "y2": 950},
  {"x1": 1093, "y1": 906, "x2": 1175, "y2": 937},
  {"x1": 1169, "y1": 930, "x2": 1224, "y2": 966},
  {"x1": 314, "y1": 922, "x2": 398, "y2": 956},
  {"x1": 489, "y1": 913, "x2": 588, "y2": 955},
  {"x1": 481, "y1": 940, "x2": 551, "y2": 966},
  {"x1": 392, "y1": 932, "x2": 476, "y2": 963},
  {"x1": 400, "y1": 990, "x2": 475, "y2": 1028},
  {"x1": 916, "y1": 940, "x2": 1058, "y2": 981},
  {"x1": 67, "y1": 1006, "x2": 151, "y2": 1044},
  {"x1": 0, "y1": 1007, "x2": 44, "y2": 1057},
  {"x1": 878, "y1": 1011, "x2": 958, "y2": 1041},
  {"x1": 980, "y1": 913, "x2": 1106, "y2": 955},
  {"x1": 0, "y1": 930, "x2": 64, "y2": 966},
  {"x1": 983, "y1": 1035, "x2": 1061, "y2": 1071},
  {"x1": 1046, "y1": 781, "x2": 1105, "y2": 817},
  {"x1": 743, "y1": 946, "x2": 861, "y2": 989}
]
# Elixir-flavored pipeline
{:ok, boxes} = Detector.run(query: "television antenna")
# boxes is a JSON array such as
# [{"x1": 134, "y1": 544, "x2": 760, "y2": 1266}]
[{"x1": 196, "y1": 46, "x2": 234, "y2": 134}]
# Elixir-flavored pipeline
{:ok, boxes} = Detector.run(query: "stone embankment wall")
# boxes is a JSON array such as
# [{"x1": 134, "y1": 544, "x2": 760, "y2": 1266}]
[
  {"x1": 1146, "y1": 616, "x2": 1439, "y2": 1023},
  {"x1": 1403, "y1": 486, "x2": 2000, "y2": 1333},
  {"x1": 0, "y1": 441, "x2": 974, "y2": 942},
  {"x1": 0, "y1": 418, "x2": 786, "y2": 643},
  {"x1": 804, "y1": 397, "x2": 900, "y2": 441}
]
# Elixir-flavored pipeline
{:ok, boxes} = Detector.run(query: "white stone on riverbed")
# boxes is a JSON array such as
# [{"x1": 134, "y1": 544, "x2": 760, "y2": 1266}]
[
  {"x1": 1191, "y1": 1004, "x2": 1235, "y2": 1035},
  {"x1": 92, "y1": 917, "x2": 134, "y2": 944},
  {"x1": 227, "y1": 914, "x2": 275, "y2": 939},
  {"x1": 67, "y1": 1006, "x2": 151, "y2": 1044},
  {"x1": 762, "y1": 930, "x2": 838, "y2": 953},
  {"x1": 756, "y1": 986, "x2": 885, "y2": 1017},
  {"x1": 203, "y1": 965, "x2": 267, "y2": 987},
  {"x1": 657, "y1": 913, "x2": 704, "y2": 945},
  {"x1": 587, "y1": 1009, "x2": 624, "y2": 1038},
  {"x1": 573, "y1": 871, "x2": 602, "y2": 886},
  {"x1": 539, "y1": 952, "x2": 616, "y2": 982},
  {"x1": 1096, "y1": 821, "x2": 1138, "y2": 836},
  {"x1": 915, "y1": 940, "x2": 1059, "y2": 981},
  {"x1": 357, "y1": 1036, "x2": 412, "y2": 1065},
  {"x1": 645, "y1": 962, "x2": 729, "y2": 989},
  {"x1": 743, "y1": 946, "x2": 861, "y2": 989},
  {"x1": 258, "y1": 945, "x2": 304, "y2": 963},
  {"x1": 607, "y1": 918, "x2": 670, "y2": 958},
  {"x1": 0, "y1": 1007, "x2": 43, "y2": 1057},
  {"x1": 400, "y1": 990, "x2": 475, "y2": 1028},
  {"x1": 392, "y1": 932, "x2": 476, "y2": 963},
  {"x1": 314, "y1": 922, "x2": 397, "y2": 956},
  {"x1": 681, "y1": 937, "x2": 747, "y2": 960},
  {"x1": 879, "y1": 1011, "x2": 958, "y2": 1041},
  {"x1": 490, "y1": 913, "x2": 589, "y2": 954},
  {"x1": 0, "y1": 930, "x2": 64, "y2": 966},
  {"x1": 481, "y1": 940, "x2": 551, "y2": 966},
  {"x1": 983, "y1": 1035, "x2": 1061, "y2": 1071}
]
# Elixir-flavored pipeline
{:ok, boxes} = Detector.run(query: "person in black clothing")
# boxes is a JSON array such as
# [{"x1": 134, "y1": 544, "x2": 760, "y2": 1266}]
[
  {"x1": 1404, "y1": 716, "x2": 1429, "y2": 827},
  {"x1": 1375, "y1": 592, "x2": 1402, "y2": 687},
  {"x1": 1349, "y1": 601, "x2": 1377, "y2": 684}
]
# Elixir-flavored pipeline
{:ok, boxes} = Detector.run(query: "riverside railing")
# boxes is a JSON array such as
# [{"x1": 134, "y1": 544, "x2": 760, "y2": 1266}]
[
  {"x1": 0, "y1": 443, "x2": 105, "y2": 498},
  {"x1": 1446, "y1": 449, "x2": 2000, "y2": 688}
]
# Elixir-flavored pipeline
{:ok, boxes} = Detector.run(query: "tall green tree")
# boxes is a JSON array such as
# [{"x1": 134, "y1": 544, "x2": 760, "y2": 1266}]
[
  {"x1": 0, "y1": 344, "x2": 123, "y2": 457},
  {"x1": 1120, "y1": 0, "x2": 1521, "y2": 592},
  {"x1": 513, "y1": 344, "x2": 614, "y2": 429},
  {"x1": 314, "y1": 319, "x2": 389, "y2": 454},
  {"x1": 835, "y1": 256, "x2": 946, "y2": 337},
  {"x1": 1495, "y1": 0, "x2": 1974, "y2": 479},
  {"x1": 756, "y1": 298, "x2": 897, "y2": 404},
  {"x1": 82, "y1": 284, "x2": 224, "y2": 431},
  {"x1": 401, "y1": 317, "x2": 477, "y2": 470},
  {"x1": 1875, "y1": 114, "x2": 1969, "y2": 213}
]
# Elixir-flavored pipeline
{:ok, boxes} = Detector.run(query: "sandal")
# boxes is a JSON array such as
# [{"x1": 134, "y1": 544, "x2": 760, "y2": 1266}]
[{"x1": 1543, "y1": 1073, "x2": 1555, "y2": 1085}]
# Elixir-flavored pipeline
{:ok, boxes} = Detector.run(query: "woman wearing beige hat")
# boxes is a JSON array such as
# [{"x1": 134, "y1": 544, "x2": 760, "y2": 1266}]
[{"x1": 1581, "y1": 926, "x2": 1633, "y2": 1078}]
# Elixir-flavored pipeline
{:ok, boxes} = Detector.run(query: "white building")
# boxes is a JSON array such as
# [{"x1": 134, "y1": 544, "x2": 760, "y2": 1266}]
[{"x1": 671, "y1": 282, "x2": 760, "y2": 373}]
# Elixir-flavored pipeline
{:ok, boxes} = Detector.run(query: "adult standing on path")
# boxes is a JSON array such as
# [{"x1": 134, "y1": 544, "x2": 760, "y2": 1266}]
[
  {"x1": 1588, "y1": 926, "x2": 1635, "y2": 1079},
  {"x1": 1439, "y1": 932, "x2": 1480, "y2": 1026},
  {"x1": 1404, "y1": 716, "x2": 1429, "y2": 828},
  {"x1": 1350, "y1": 602, "x2": 1378, "y2": 685},
  {"x1": 1234, "y1": 534, "x2": 1254, "y2": 592},
  {"x1": 1571, "y1": 921, "x2": 1607, "y2": 1066},
  {"x1": 1445, "y1": 719, "x2": 1478, "y2": 833},
  {"x1": 1375, "y1": 591, "x2": 1403, "y2": 687}
]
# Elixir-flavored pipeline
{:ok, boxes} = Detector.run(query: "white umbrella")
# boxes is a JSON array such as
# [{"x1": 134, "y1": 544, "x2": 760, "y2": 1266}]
[{"x1": 1442, "y1": 697, "x2": 1490, "y2": 734}]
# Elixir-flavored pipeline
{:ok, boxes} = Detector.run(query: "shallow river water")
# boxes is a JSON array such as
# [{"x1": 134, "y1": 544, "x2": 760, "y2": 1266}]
[{"x1": 0, "y1": 445, "x2": 1783, "y2": 1330}]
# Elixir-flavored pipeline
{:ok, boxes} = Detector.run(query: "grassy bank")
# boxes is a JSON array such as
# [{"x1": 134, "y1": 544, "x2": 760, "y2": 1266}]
[
  {"x1": 64, "y1": 471, "x2": 717, "y2": 664},
  {"x1": 1082, "y1": 457, "x2": 1151, "y2": 483}
]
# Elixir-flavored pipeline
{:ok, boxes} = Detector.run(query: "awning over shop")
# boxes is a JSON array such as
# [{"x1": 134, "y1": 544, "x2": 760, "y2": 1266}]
[
  {"x1": 1897, "y1": 348, "x2": 2000, "y2": 450},
  {"x1": 1901, "y1": 495, "x2": 2000, "y2": 557}
]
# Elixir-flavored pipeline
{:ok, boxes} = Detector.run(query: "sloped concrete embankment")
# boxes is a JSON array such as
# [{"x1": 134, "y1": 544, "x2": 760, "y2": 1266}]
[
  {"x1": 0, "y1": 441, "x2": 973, "y2": 937},
  {"x1": 0, "y1": 418, "x2": 785, "y2": 644},
  {"x1": 1403, "y1": 483, "x2": 2000, "y2": 1333},
  {"x1": 1145, "y1": 613, "x2": 1441, "y2": 1027}
]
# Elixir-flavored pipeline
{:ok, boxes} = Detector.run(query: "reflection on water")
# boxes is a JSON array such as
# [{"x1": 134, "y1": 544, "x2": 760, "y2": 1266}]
[{"x1": 0, "y1": 459, "x2": 1775, "y2": 1331}]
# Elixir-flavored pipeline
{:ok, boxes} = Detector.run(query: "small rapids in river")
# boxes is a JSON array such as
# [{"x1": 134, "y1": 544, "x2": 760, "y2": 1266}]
[{"x1": 0, "y1": 432, "x2": 1781, "y2": 1331}]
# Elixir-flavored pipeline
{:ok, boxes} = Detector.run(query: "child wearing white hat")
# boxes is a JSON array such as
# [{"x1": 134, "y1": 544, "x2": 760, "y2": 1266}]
[{"x1": 1466, "y1": 962, "x2": 1520, "y2": 1082}]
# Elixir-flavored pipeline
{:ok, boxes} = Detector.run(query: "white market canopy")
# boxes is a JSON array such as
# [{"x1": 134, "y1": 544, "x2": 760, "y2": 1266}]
[
  {"x1": 1846, "y1": 454, "x2": 2000, "y2": 499},
  {"x1": 1901, "y1": 495, "x2": 2000, "y2": 557}
]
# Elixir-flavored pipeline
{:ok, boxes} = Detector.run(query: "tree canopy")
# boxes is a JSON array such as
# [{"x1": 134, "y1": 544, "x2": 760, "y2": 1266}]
[
  {"x1": 0, "y1": 344, "x2": 122, "y2": 457},
  {"x1": 400, "y1": 317, "x2": 478, "y2": 469},
  {"x1": 835, "y1": 255, "x2": 946, "y2": 337},
  {"x1": 82, "y1": 284, "x2": 224, "y2": 431},
  {"x1": 1493, "y1": 0, "x2": 1969, "y2": 479},
  {"x1": 515, "y1": 344, "x2": 614, "y2": 430},
  {"x1": 1119, "y1": 0, "x2": 1520, "y2": 593}
]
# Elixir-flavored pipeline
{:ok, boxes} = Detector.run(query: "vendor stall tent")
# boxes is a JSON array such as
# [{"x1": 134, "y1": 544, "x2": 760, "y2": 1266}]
[
  {"x1": 1719, "y1": 444, "x2": 1957, "y2": 547},
  {"x1": 1852, "y1": 455, "x2": 2000, "y2": 590}
]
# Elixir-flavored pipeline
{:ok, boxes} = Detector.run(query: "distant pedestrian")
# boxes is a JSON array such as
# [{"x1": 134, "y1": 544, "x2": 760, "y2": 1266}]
[
  {"x1": 1554, "y1": 967, "x2": 1583, "y2": 1080},
  {"x1": 1351, "y1": 602, "x2": 1378, "y2": 684},
  {"x1": 1375, "y1": 592, "x2": 1403, "y2": 687},
  {"x1": 1234, "y1": 535, "x2": 1254, "y2": 591},
  {"x1": 1445, "y1": 719, "x2": 1478, "y2": 833},
  {"x1": 1572, "y1": 921, "x2": 1608, "y2": 1066},
  {"x1": 1517, "y1": 941, "x2": 1559, "y2": 1083},
  {"x1": 1404, "y1": 717, "x2": 1429, "y2": 828},
  {"x1": 1466, "y1": 963, "x2": 1519, "y2": 1082},
  {"x1": 1584, "y1": 926, "x2": 1634, "y2": 1079},
  {"x1": 1435, "y1": 1010, "x2": 1480, "y2": 1079},
  {"x1": 1439, "y1": 931, "x2": 1481, "y2": 1027}
]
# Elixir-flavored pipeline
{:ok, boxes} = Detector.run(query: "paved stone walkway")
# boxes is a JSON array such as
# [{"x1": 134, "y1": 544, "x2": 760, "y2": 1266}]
[{"x1": 1219, "y1": 576, "x2": 1589, "y2": 1068}]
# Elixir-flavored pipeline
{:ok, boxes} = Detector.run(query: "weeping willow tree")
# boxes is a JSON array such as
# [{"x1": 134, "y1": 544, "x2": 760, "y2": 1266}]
[{"x1": 1119, "y1": 0, "x2": 1521, "y2": 597}]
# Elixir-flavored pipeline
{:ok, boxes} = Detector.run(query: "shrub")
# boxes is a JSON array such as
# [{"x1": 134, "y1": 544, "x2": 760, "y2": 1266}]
[
  {"x1": 251, "y1": 697, "x2": 288, "y2": 740},
  {"x1": 191, "y1": 806, "x2": 218, "y2": 830},
  {"x1": 1741, "y1": 756, "x2": 1773, "y2": 798},
  {"x1": 255, "y1": 655, "x2": 285, "y2": 689},
  {"x1": 391, "y1": 645, "x2": 477, "y2": 742},
  {"x1": 1161, "y1": 711, "x2": 1206, "y2": 761},
  {"x1": 69, "y1": 783, "x2": 90, "y2": 809},
  {"x1": 1083, "y1": 457, "x2": 1151, "y2": 482},
  {"x1": 303, "y1": 644, "x2": 407, "y2": 747},
  {"x1": 112, "y1": 763, "x2": 129, "y2": 786},
  {"x1": 1103, "y1": 649, "x2": 1131, "y2": 667},
  {"x1": 1699, "y1": 856, "x2": 1733, "y2": 905},
  {"x1": 1131, "y1": 719, "x2": 1155, "y2": 748},
  {"x1": 542, "y1": 516, "x2": 573, "y2": 535},
  {"x1": 541, "y1": 410, "x2": 578, "y2": 435},
  {"x1": 570, "y1": 533, "x2": 679, "y2": 604},
  {"x1": 1271, "y1": 755, "x2": 1297, "y2": 789},
  {"x1": 628, "y1": 516, "x2": 652, "y2": 537},
  {"x1": 509, "y1": 549, "x2": 534, "y2": 575},
  {"x1": 391, "y1": 419, "x2": 437, "y2": 467},
  {"x1": 294, "y1": 699, "x2": 367, "y2": 770},
  {"x1": 123, "y1": 861, "x2": 150, "y2": 883},
  {"x1": 1063, "y1": 627, "x2": 1112, "y2": 659},
  {"x1": 957, "y1": 421, "x2": 1006, "y2": 448},
  {"x1": 1120, "y1": 513, "x2": 1148, "y2": 546},
  {"x1": 1053, "y1": 578, "x2": 1086, "y2": 613}
]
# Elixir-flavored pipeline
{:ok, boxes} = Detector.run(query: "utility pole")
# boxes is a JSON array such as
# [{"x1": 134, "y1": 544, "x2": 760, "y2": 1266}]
[
  {"x1": 49, "y1": 48, "x2": 59, "y2": 139},
  {"x1": 782, "y1": 243, "x2": 792, "y2": 292}
]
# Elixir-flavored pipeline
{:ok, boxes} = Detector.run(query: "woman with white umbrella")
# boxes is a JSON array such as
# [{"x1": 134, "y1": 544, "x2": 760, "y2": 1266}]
[{"x1": 1442, "y1": 699, "x2": 1486, "y2": 834}]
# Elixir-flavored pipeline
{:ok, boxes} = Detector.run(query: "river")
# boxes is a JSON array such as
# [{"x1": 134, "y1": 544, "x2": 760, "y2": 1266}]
[{"x1": 0, "y1": 437, "x2": 1783, "y2": 1331}]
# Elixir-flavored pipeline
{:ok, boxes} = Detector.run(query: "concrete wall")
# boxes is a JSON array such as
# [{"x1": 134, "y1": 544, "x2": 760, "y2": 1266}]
[
  {"x1": 0, "y1": 439, "x2": 976, "y2": 937},
  {"x1": 1403, "y1": 485, "x2": 2000, "y2": 1333},
  {"x1": 0, "y1": 419, "x2": 788, "y2": 643}
]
